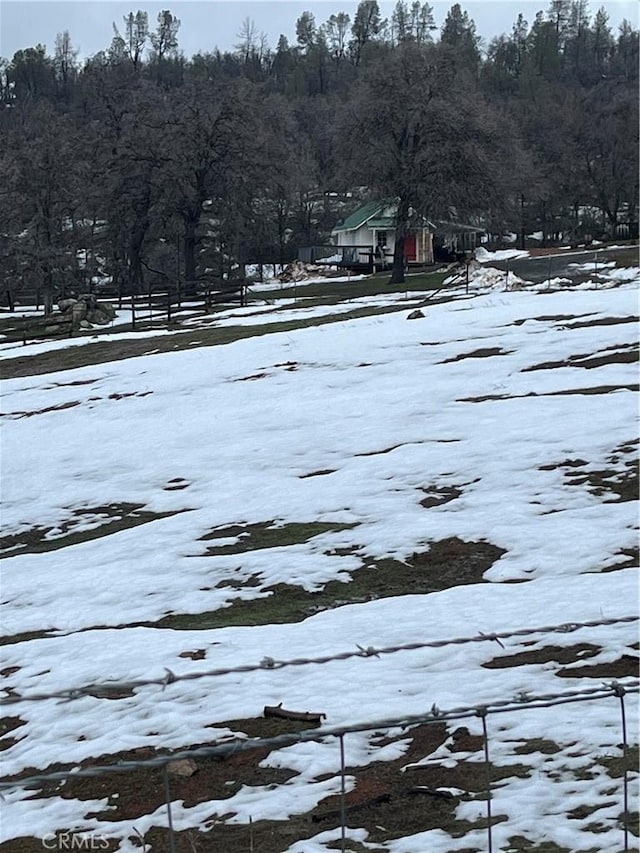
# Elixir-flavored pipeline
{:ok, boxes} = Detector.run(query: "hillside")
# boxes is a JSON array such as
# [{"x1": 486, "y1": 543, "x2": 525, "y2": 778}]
[{"x1": 1, "y1": 264, "x2": 638, "y2": 852}]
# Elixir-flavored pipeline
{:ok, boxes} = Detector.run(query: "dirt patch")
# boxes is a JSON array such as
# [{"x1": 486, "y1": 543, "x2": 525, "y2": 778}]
[
  {"x1": 566, "y1": 463, "x2": 638, "y2": 503},
  {"x1": 2, "y1": 399, "x2": 82, "y2": 419},
  {"x1": 540, "y1": 445, "x2": 638, "y2": 503},
  {"x1": 483, "y1": 643, "x2": 601, "y2": 670},
  {"x1": 556, "y1": 655, "x2": 638, "y2": 679},
  {"x1": 440, "y1": 347, "x2": 511, "y2": 363},
  {"x1": 420, "y1": 485, "x2": 463, "y2": 507},
  {"x1": 236, "y1": 371, "x2": 268, "y2": 381},
  {"x1": 602, "y1": 547, "x2": 639, "y2": 571},
  {"x1": 460, "y1": 384, "x2": 639, "y2": 402},
  {"x1": 0, "y1": 717, "x2": 526, "y2": 853},
  {"x1": 299, "y1": 468, "x2": 337, "y2": 478},
  {"x1": 513, "y1": 738, "x2": 563, "y2": 756},
  {"x1": 512, "y1": 314, "x2": 588, "y2": 326},
  {"x1": 355, "y1": 443, "x2": 406, "y2": 457},
  {"x1": 539, "y1": 458, "x2": 588, "y2": 471},
  {"x1": 0, "y1": 504, "x2": 192, "y2": 560},
  {"x1": 163, "y1": 478, "x2": 190, "y2": 491},
  {"x1": 0, "y1": 716, "x2": 27, "y2": 751},
  {"x1": 524, "y1": 344, "x2": 638, "y2": 372},
  {"x1": 566, "y1": 315, "x2": 639, "y2": 329}
]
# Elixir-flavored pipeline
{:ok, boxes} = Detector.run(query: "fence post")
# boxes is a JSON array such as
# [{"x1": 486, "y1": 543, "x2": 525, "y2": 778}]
[
  {"x1": 131, "y1": 294, "x2": 136, "y2": 330},
  {"x1": 612, "y1": 683, "x2": 630, "y2": 852},
  {"x1": 339, "y1": 733, "x2": 347, "y2": 853},
  {"x1": 163, "y1": 764, "x2": 177, "y2": 853},
  {"x1": 477, "y1": 707, "x2": 493, "y2": 853}
]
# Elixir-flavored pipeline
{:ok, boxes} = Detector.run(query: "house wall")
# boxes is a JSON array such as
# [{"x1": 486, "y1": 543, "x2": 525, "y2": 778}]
[
  {"x1": 335, "y1": 227, "x2": 376, "y2": 248},
  {"x1": 416, "y1": 231, "x2": 434, "y2": 264},
  {"x1": 334, "y1": 226, "x2": 433, "y2": 264}
]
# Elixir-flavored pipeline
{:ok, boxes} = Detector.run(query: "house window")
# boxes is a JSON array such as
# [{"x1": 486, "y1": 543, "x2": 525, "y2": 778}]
[{"x1": 376, "y1": 231, "x2": 387, "y2": 248}]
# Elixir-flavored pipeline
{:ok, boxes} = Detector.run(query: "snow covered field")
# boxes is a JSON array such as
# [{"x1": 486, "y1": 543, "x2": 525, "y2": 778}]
[{"x1": 1, "y1": 266, "x2": 638, "y2": 852}]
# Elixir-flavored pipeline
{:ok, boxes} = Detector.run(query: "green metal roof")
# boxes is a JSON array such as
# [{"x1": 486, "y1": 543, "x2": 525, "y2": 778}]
[
  {"x1": 333, "y1": 199, "x2": 395, "y2": 233},
  {"x1": 367, "y1": 216, "x2": 396, "y2": 228},
  {"x1": 333, "y1": 199, "x2": 437, "y2": 233}
]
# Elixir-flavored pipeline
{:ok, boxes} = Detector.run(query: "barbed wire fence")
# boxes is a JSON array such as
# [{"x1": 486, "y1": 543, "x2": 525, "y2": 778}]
[
  {"x1": 1, "y1": 616, "x2": 638, "y2": 853},
  {"x1": 2, "y1": 615, "x2": 637, "y2": 706}
]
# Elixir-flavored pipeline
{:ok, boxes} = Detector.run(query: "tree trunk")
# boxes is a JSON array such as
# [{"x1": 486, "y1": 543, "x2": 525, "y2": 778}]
[
  {"x1": 183, "y1": 218, "x2": 198, "y2": 297},
  {"x1": 389, "y1": 196, "x2": 410, "y2": 285},
  {"x1": 42, "y1": 269, "x2": 55, "y2": 315}
]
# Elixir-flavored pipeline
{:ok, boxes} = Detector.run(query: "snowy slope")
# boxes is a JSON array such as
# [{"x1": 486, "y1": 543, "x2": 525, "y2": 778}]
[{"x1": 1, "y1": 270, "x2": 638, "y2": 851}]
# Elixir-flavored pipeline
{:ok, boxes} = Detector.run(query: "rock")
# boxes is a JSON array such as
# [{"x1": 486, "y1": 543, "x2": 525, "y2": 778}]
[
  {"x1": 58, "y1": 298, "x2": 78, "y2": 312},
  {"x1": 72, "y1": 302, "x2": 87, "y2": 323},
  {"x1": 98, "y1": 300, "x2": 116, "y2": 320},
  {"x1": 79, "y1": 320, "x2": 93, "y2": 329},
  {"x1": 407, "y1": 309, "x2": 425, "y2": 320},
  {"x1": 166, "y1": 758, "x2": 198, "y2": 777},
  {"x1": 86, "y1": 309, "x2": 111, "y2": 325},
  {"x1": 278, "y1": 260, "x2": 323, "y2": 283}
]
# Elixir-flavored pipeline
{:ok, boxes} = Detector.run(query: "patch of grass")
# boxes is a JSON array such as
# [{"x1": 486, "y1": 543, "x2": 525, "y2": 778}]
[
  {"x1": 599, "y1": 745, "x2": 639, "y2": 779},
  {"x1": 608, "y1": 246, "x2": 640, "y2": 268},
  {"x1": 567, "y1": 802, "x2": 616, "y2": 820},
  {"x1": 0, "y1": 504, "x2": 192, "y2": 559},
  {"x1": 144, "y1": 537, "x2": 505, "y2": 631},
  {"x1": 513, "y1": 738, "x2": 563, "y2": 755},
  {"x1": 275, "y1": 269, "x2": 449, "y2": 302},
  {"x1": 1, "y1": 282, "x2": 454, "y2": 380},
  {"x1": 505, "y1": 838, "x2": 577, "y2": 852},
  {"x1": 199, "y1": 520, "x2": 356, "y2": 555}
]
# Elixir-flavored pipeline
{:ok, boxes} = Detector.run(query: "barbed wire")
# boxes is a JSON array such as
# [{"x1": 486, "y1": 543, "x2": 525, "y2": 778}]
[
  {"x1": 1, "y1": 614, "x2": 636, "y2": 707},
  {"x1": 1, "y1": 680, "x2": 637, "y2": 792}
]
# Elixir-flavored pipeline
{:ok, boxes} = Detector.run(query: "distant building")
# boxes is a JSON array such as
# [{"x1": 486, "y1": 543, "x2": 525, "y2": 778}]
[{"x1": 331, "y1": 199, "x2": 435, "y2": 266}]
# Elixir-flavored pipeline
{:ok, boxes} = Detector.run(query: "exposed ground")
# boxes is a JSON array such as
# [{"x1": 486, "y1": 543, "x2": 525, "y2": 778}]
[{"x1": 1, "y1": 254, "x2": 638, "y2": 853}]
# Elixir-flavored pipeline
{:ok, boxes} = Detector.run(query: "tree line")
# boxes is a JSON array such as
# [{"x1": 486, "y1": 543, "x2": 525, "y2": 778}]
[{"x1": 0, "y1": 0, "x2": 637, "y2": 303}]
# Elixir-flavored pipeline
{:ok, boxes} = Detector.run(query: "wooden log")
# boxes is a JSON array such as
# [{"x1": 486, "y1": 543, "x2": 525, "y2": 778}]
[{"x1": 263, "y1": 704, "x2": 326, "y2": 723}]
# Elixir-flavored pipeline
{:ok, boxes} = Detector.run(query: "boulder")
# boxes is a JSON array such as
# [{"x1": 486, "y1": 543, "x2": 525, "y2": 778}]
[
  {"x1": 72, "y1": 302, "x2": 87, "y2": 324},
  {"x1": 166, "y1": 758, "x2": 198, "y2": 777},
  {"x1": 86, "y1": 308, "x2": 113, "y2": 325},
  {"x1": 407, "y1": 309, "x2": 425, "y2": 320}
]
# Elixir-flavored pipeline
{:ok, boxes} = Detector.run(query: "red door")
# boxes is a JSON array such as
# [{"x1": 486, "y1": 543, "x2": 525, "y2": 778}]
[{"x1": 404, "y1": 233, "x2": 417, "y2": 261}]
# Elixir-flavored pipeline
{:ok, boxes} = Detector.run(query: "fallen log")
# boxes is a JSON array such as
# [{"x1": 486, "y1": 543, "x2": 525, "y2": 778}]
[{"x1": 263, "y1": 704, "x2": 326, "y2": 723}]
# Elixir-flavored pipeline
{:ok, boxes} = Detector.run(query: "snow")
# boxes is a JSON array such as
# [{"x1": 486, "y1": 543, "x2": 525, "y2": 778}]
[
  {"x1": 475, "y1": 246, "x2": 529, "y2": 262},
  {"x1": 1, "y1": 261, "x2": 638, "y2": 850}
]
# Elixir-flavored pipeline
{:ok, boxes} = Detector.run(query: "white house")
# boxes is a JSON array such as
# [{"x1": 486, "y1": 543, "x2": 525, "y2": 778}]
[{"x1": 331, "y1": 199, "x2": 435, "y2": 266}]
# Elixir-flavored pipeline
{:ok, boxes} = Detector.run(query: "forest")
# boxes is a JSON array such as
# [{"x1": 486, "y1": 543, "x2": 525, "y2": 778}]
[{"x1": 0, "y1": 0, "x2": 637, "y2": 306}]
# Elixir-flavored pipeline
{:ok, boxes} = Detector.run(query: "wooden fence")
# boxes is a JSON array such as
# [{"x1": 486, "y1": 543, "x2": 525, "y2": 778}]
[{"x1": 1, "y1": 281, "x2": 249, "y2": 345}]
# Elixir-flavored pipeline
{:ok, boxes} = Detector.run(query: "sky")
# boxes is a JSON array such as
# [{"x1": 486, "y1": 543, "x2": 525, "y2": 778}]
[{"x1": 0, "y1": 0, "x2": 638, "y2": 61}]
